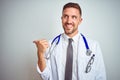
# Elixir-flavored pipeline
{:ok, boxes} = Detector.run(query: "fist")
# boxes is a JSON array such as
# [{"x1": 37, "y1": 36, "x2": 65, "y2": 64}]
[{"x1": 33, "y1": 39, "x2": 49, "y2": 54}]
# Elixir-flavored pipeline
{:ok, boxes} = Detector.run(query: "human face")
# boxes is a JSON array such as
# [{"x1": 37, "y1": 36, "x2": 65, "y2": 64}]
[{"x1": 61, "y1": 8, "x2": 82, "y2": 37}]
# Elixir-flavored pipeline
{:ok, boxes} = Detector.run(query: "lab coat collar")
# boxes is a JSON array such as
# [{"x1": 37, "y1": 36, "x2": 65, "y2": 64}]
[{"x1": 62, "y1": 32, "x2": 80, "y2": 43}]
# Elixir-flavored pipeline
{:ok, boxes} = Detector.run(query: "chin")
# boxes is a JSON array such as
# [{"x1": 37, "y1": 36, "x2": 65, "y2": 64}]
[{"x1": 65, "y1": 31, "x2": 73, "y2": 35}]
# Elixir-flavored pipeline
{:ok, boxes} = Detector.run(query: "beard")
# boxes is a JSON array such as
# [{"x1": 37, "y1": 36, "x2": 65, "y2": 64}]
[{"x1": 63, "y1": 23, "x2": 77, "y2": 35}]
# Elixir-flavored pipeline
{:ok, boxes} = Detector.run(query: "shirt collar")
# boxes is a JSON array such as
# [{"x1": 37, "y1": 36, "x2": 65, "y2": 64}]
[{"x1": 62, "y1": 32, "x2": 80, "y2": 43}]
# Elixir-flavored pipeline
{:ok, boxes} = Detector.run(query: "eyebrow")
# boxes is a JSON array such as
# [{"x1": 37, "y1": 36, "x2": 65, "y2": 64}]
[{"x1": 63, "y1": 14, "x2": 78, "y2": 18}]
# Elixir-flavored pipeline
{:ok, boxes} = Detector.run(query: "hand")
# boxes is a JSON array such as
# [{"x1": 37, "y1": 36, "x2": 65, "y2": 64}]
[
  {"x1": 33, "y1": 39, "x2": 49, "y2": 56},
  {"x1": 33, "y1": 39, "x2": 49, "y2": 71}
]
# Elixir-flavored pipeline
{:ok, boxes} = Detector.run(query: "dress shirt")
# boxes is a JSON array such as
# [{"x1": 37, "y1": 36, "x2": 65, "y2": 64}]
[{"x1": 61, "y1": 33, "x2": 79, "y2": 80}]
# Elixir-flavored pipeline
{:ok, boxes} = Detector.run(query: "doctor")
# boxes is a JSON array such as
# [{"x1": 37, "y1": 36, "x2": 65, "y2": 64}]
[{"x1": 33, "y1": 2, "x2": 106, "y2": 80}]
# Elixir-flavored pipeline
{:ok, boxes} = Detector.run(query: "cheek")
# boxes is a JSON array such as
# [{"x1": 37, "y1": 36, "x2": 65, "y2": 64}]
[
  {"x1": 62, "y1": 19, "x2": 67, "y2": 25},
  {"x1": 62, "y1": 21, "x2": 64, "y2": 26},
  {"x1": 75, "y1": 20, "x2": 81, "y2": 25}
]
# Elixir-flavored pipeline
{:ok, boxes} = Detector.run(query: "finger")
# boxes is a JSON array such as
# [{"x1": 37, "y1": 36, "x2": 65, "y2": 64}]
[
  {"x1": 33, "y1": 39, "x2": 48, "y2": 44},
  {"x1": 42, "y1": 42, "x2": 49, "y2": 48},
  {"x1": 38, "y1": 40, "x2": 48, "y2": 45},
  {"x1": 33, "y1": 41, "x2": 37, "y2": 44},
  {"x1": 33, "y1": 40, "x2": 40, "y2": 43},
  {"x1": 33, "y1": 39, "x2": 49, "y2": 48},
  {"x1": 39, "y1": 39, "x2": 48, "y2": 43}
]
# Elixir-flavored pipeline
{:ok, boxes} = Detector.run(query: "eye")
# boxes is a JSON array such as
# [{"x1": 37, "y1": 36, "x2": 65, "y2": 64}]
[
  {"x1": 72, "y1": 16, "x2": 77, "y2": 19},
  {"x1": 63, "y1": 15, "x2": 68, "y2": 19}
]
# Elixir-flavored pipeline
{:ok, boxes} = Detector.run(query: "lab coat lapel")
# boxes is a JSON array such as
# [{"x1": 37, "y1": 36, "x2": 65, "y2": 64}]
[
  {"x1": 53, "y1": 38, "x2": 63, "y2": 80},
  {"x1": 77, "y1": 34, "x2": 88, "y2": 80}
]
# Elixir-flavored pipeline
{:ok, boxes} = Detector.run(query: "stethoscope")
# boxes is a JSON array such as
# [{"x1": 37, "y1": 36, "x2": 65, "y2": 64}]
[{"x1": 46, "y1": 33, "x2": 95, "y2": 73}]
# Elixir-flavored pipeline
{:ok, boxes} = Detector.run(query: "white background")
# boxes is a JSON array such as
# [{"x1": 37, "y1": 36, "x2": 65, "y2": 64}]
[{"x1": 0, "y1": 0, "x2": 120, "y2": 80}]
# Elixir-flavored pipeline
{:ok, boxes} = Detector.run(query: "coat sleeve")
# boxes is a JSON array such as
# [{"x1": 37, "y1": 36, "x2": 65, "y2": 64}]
[
  {"x1": 95, "y1": 42, "x2": 106, "y2": 80},
  {"x1": 37, "y1": 41, "x2": 52, "y2": 80},
  {"x1": 37, "y1": 59, "x2": 51, "y2": 80}
]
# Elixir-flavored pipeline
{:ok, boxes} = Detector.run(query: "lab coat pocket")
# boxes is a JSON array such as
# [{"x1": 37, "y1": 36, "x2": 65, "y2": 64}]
[
  {"x1": 78, "y1": 53, "x2": 96, "y2": 80},
  {"x1": 84, "y1": 53, "x2": 96, "y2": 80}
]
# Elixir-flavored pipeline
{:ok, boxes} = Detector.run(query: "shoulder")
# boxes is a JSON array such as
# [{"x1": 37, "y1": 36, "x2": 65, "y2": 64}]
[
  {"x1": 87, "y1": 38, "x2": 99, "y2": 46},
  {"x1": 48, "y1": 33, "x2": 62, "y2": 45},
  {"x1": 82, "y1": 35, "x2": 100, "y2": 50},
  {"x1": 82, "y1": 36, "x2": 103, "y2": 59}
]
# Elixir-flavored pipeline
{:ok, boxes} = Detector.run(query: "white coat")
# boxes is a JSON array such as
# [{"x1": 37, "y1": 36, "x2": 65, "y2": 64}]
[{"x1": 37, "y1": 33, "x2": 106, "y2": 80}]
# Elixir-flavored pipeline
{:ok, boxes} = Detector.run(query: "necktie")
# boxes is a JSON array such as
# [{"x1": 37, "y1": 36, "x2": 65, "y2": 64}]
[{"x1": 65, "y1": 38, "x2": 73, "y2": 80}]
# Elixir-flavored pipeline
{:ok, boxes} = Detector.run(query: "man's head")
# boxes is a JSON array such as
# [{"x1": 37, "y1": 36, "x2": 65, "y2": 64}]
[
  {"x1": 61, "y1": 2, "x2": 82, "y2": 37},
  {"x1": 63, "y1": 2, "x2": 82, "y2": 16}
]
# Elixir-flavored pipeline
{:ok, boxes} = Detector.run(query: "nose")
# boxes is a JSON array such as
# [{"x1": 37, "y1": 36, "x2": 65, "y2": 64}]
[{"x1": 66, "y1": 16, "x2": 72, "y2": 23}]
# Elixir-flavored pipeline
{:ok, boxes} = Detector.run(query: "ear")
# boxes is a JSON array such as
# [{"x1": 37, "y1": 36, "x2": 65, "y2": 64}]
[
  {"x1": 79, "y1": 18, "x2": 83, "y2": 25},
  {"x1": 61, "y1": 16, "x2": 63, "y2": 20}
]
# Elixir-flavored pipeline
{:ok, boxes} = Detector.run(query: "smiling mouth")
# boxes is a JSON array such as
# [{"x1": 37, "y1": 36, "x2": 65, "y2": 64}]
[
  {"x1": 65, "y1": 24, "x2": 72, "y2": 29},
  {"x1": 65, "y1": 23, "x2": 73, "y2": 28}
]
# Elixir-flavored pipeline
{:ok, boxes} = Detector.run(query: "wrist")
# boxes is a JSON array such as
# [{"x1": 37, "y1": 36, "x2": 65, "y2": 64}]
[{"x1": 37, "y1": 51, "x2": 45, "y2": 58}]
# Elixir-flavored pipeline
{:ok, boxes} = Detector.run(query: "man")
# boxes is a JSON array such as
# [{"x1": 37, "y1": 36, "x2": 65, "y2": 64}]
[{"x1": 33, "y1": 2, "x2": 106, "y2": 80}]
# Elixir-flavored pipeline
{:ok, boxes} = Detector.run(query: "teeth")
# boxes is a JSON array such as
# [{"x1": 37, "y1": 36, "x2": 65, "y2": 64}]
[{"x1": 67, "y1": 25, "x2": 72, "y2": 28}]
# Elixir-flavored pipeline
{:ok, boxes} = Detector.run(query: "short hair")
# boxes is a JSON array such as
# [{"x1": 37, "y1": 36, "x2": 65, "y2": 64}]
[{"x1": 62, "y1": 2, "x2": 82, "y2": 16}]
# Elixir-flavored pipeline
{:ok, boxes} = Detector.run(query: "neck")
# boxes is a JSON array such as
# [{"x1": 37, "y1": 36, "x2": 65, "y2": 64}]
[{"x1": 66, "y1": 31, "x2": 78, "y2": 38}]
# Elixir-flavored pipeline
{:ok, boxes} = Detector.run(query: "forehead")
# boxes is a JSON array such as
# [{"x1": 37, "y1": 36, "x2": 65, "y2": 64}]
[{"x1": 62, "y1": 7, "x2": 80, "y2": 16}]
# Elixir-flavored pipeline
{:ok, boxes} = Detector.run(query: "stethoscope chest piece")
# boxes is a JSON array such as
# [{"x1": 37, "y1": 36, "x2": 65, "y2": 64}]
[{"x1": 86, "y1": 49, "x2": 92, "y2": 56}]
